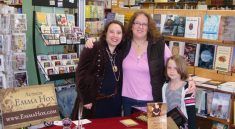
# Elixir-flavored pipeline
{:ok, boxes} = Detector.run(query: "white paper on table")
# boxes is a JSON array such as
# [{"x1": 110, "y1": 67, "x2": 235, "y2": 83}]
[
  {"x1": 54, "y1": 119, "x2": 91, "y2": 126},
  {"x1": 73, "y1": 119, "x2": 92, "y2": 125}
]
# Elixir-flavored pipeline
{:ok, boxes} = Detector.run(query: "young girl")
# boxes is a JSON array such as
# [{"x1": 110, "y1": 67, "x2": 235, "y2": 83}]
[{"x1": 162, "y1": 55, "x2": 196, "y2": 129}]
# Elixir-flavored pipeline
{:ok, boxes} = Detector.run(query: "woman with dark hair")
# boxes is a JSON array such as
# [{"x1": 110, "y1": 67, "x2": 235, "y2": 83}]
[{"x1": 72, "y1": 20, "x2": 125, "y2": 119}]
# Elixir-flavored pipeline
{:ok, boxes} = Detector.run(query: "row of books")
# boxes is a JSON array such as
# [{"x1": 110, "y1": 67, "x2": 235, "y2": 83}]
[
  {"x1": 196, "y1": 88, "x2": 231, "y2": 120},
  {"x1": 193, "y1": 76, "x2": 235, "y2": 92},
  {"x1": 36, "y1": 12, "x2": 75, "y2": 27},
  {"x1": 3, "y1": 0, "x2": 22, "y2": 5},
  {"x1": 207, "y1": 0, "x2": 235, "y2": 5},
  {"x1": 154, "y1": 14, "x2": 235, "y2": 41},
  {"x1": 168, "y1": 42, "x2": 235, "y2": 73},
  {"x1": 85, "y1": 5, "x2": 104, "y2": 19}
]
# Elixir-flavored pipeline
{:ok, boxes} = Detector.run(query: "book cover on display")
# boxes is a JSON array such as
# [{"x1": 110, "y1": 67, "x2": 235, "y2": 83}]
[
  {"x1": 184, "y1": 17, "x2": 201, "y2": 38},
  {"x1": 162, "y1": 14, "x2": 176, "y2": 36},
  {"x1": 202, "y1": 15, "x2": 221, "y2": 40},
  {"x1": 210, "y1": 92, "x2": 231, "y2": 120},
  {"x1": 184, "y1": 43, "x2": 197, "y2": 66},
  {"x1": 172, "y1": 16, "x2": 186, "y2": 37},
  {"x1": 153, "y1": 14, "x2": 161, "y2": 32},
  {"x1": 231, "y1": 48, "x2": 235, "y2": 73},
  {"x1": 147, "y1": 103, "x2": 167, "y2": 129},
  {"x1": 167, "y1": 106, "x2": 188, "y2": 129},
  {"x1": 214, "y1": 46, "x2": 233, "y2": 72},
  {"x1": 169, "y1": 41, "x2": 185, "y2": 56},
  {"x1": 219, "y1": 16, "x2": 235, "y2": 41},
  {"x1": 198, "y1": 44, "x2": 215, "y2": 69}
]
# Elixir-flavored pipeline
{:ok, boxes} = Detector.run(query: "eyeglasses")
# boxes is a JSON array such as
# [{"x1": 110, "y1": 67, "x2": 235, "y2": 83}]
[{"x1": 133, "y1": 22, "x2": 148, "y2": 27}]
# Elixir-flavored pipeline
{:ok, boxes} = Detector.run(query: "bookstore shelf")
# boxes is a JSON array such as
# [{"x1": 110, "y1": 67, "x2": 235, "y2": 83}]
[
  {"x1": 164, "y1": 36, "x2": 235, "y2": 47},
  {"x1": 112, "y1": 7, "x2": 235, "y2": 129},
  {"x1": 197, "y1": 115, "x2": 230, "y2": 125}
]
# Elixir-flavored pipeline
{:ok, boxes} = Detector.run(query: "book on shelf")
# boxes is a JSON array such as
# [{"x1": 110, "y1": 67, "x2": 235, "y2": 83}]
[
  {"x1": 193, "y1": 76, "x2": 212, "y2": 85},
  {"x1": 206, "y1": 90, "x2": 214, "y2": 115},
  {"x1": 231, "y1": 49, "x2": 235, "y2": 73},
  {"x1": 195, "y1": 88, "x2": 205, "y2": 113},
  {"x1": 200, "y1": 80, "x2": 223, "y2": 89},
  {"x1": 210, "y1": 92, "x2": 231, "y2": 120},
  {"x1": 198, "y1": 44, "x2": 216, "y2": 69},
  {"x1": 172, "y1": 16, "x2": 186, "y2": 37},
  {"x1": 169, "y1": 41, "x2": 185, "y2": 56},
  {"x1": 106, "y1": 12, "x2": 116, "y2": 25},
  {"x1": 211, "y1": 121, "x2": 228, "y2": 129},
  {"x1": 184, "y1": 43, "x2": 199, "y2": 66},
  {"x1": 218, "y1": 16, "x2": 235, "y2": 42},
  {"x1": 162, "y1": 14, "x2": 176, "y2": 36},
  {"x1": 214, "y1": 46, "x2": 233, "y2": 72},
  {"x1": 184, "y1": 17, "x2": 201, "y2": 39},
  {"x1": 153, "y1": 14, "x2": 161, "y2": 32},
  {"x1": 218, "y1": 82, "x2": 235, "y2": 92},
  {"x1": 202, "y1": 15, "x2": 221, "y2": 40},
  {"x1": 198, "y1": 90, "x2": 207, "y2": 115}
]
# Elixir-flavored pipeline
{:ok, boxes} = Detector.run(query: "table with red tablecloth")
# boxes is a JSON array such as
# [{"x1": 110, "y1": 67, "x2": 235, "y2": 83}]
[{"x1": 43, "y1": 115, "x2": 147, "y2": 129}]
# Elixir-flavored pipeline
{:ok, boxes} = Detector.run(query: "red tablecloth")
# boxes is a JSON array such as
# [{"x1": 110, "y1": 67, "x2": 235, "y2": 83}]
[{"x1": 43, "y1": 115, "x2": 147, "y2": 129}]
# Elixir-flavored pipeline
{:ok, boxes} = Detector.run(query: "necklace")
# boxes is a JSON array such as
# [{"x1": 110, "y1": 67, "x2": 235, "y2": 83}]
[
  {"x1": 133, "y1": 39, "x2": 146, "y2": 48},
  {"x1": 106, "y1": 48, "x2": 120, "y2": 81}
]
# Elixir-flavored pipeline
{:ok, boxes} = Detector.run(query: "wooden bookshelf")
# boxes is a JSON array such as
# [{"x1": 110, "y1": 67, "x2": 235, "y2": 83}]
[{"x1": 112, "y1": 7, "x2": 235, "y2": 129}]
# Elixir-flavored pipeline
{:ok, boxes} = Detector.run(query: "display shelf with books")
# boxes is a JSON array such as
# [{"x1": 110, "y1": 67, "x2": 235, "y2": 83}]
[
  {"x1": 85, "y1": 0, "x2": 105, "y2": 38},
  {"x1": 32, "y1": 3, "x2": 85, "y2": 84},
  {"x1": 112, "y1": 7, "x2": 235, "y2": 129}
]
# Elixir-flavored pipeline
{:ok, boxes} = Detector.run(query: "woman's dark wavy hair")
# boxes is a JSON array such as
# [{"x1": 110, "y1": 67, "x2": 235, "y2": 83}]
[
  {"x1": 125, "y1": 11, "x2": 161, "y2": 42},
  {"x1": 98, "y1": 20, "x2": 125, "y2": 50}
]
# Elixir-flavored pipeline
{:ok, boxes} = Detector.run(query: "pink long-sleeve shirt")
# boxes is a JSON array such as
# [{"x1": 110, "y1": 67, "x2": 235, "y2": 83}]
[{"x1": 122, "y1": 44, "x2": 171, "y2": 101}]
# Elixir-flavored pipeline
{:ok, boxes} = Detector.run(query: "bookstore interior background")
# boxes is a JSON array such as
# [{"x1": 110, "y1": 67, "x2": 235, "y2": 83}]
[{"x1": 0, "y1": 0, "x2": 235, "y2": 129}]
